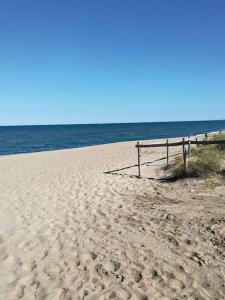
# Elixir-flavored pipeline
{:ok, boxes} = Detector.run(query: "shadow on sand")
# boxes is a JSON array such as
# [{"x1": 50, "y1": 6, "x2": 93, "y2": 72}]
[{"x1": 104, "y1": 153, "x2": 181, "y2": 182}]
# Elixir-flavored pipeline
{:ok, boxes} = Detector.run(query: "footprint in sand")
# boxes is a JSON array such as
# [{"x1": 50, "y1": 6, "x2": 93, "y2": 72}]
[
  {"x1": 15, "y1": 285, "x2": 25, "y2": 299},
  {"x1": 44, "y1": 262, "x2": 62, "y2": 280},
  {"x1": 79, "y1": 252, "x2": 98, "y2": 266},
  {"x1": 0, "y1": 247, "x2": 8, "y2": 261},
  {"x1": 50, "y1": 287, "x2": 72, "y2": 300},
  {"x1": 104, "y1": 260, "x2": 121, "y2": 273},
  {"x1": 127, "y1": 268, "x2": 143, "y2": 283},
  {"x1": 21, "y1": 259, "x2": 37, "y2": 272}
]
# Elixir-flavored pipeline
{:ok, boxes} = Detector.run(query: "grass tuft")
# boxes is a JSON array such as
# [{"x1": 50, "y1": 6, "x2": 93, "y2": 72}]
[
  {"x1": 209, "y1": 133, "x2": 225, "y2": 151},
  {"x1": 187, "y1": 148, "x2": 220, "y2": 177},
  {"x1": 170, "y1": 133, "x2": 225, "y2": 179}
]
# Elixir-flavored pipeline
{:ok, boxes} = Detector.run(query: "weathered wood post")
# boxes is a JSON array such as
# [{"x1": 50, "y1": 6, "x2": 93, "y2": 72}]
[
  {"x1": 166, "y1": 139, "x2": 169, "y2": 166},
  {"x1": 182, "y1": 138, "x2": 187, "y2": 173},
  {"x1": 195, "y1": 137, "x2": 198, "y2": 147},
  {"x1": 205, "y1": 133, "x2": 208, "y2": 141},
  {"x1": 137, "y1": 142, "x2": 141, "y2": 177},
  {"x1": 188, "y1": 136, "x2": 191, "y2": 155}
]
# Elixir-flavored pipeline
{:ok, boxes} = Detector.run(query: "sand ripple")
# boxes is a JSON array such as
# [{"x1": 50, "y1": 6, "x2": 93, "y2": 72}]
[{"x1": 0, "y1": 141, "x2": 225, "y2": 299}]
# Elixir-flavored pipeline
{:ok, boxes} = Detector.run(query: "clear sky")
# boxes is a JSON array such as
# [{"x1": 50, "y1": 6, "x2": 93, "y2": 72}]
[{"x1": 0, "y1": 0, "x2": 225, "y2": 125}]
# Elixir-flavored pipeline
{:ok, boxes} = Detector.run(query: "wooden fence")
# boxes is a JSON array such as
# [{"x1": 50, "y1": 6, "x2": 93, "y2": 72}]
[{"x1": 136, "y1": 135, "x2": 225, "y2": 177}]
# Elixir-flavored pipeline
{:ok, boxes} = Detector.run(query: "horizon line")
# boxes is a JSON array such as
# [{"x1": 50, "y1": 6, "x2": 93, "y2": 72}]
[{"x1": 0, "y1": 118, "x2": 225, "y2": 127}]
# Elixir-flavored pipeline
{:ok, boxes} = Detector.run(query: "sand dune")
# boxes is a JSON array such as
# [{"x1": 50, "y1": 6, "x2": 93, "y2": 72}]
[{"x1": 0, "y1": 139, "x2": 225, "y2": 299}]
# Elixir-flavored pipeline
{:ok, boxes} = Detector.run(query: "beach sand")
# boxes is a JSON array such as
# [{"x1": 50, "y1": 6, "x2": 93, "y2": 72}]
[{"x1": 0, "y1": 138, "x2": 225, "y2": 299}]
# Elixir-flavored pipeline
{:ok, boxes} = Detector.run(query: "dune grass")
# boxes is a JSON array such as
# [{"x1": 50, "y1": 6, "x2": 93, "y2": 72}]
[{"x1": 170, "y1": 133, "x2": 225, "y2": 179}]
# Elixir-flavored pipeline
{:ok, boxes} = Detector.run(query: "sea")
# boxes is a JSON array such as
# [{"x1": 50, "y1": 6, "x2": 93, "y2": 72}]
[{"x1": 0, "y1": 120, "x2": 225, "y2": 156}]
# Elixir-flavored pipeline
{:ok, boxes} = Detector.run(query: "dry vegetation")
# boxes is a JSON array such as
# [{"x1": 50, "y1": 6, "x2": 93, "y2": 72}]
[{"x1": 170, "y1": 133, "x2": 225, "y2": 181}]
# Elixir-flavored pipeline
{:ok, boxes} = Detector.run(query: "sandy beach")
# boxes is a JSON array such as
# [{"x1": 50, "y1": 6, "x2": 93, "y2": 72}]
[{"x1": 0, "y1": 138, "x2": 225, "y2": 300}]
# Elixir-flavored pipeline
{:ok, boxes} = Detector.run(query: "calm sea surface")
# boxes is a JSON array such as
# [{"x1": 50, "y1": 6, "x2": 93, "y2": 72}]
[{"x1": 0, "y1": 120, "x2": 225, "y2": 156}]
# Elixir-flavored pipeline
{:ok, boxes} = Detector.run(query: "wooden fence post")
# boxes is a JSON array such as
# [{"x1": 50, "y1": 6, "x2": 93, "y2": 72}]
[
  {"x1": 188, "y1": 139, "x2": 191, "y2": 155},
  {"x1": 195, "y1": 137, "x2": 198, "y2": 147},
  {"x1": 137, "y1": 142, "x2": 141, "y2": 177},
  {"x1": 182, "y1": 138, "x2": 187, "y2": 173},
  {"x1": 166, "y1": 139, "x2": 169, "y2": 166}
]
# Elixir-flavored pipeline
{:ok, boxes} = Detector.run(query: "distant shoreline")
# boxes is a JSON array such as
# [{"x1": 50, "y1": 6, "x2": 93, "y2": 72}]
[
  {"x1": 1, "y1": 119, "x2": 225, "y2": 127},
  {"x1": 0, "y1": 120, "x2": 225, "y2": 156},
  {"x1": 0, "y1": 129, "x2": 224, "y2": 158},
  {"x1": 0, "y1": 121, "x2": 225, "y2": 156}
]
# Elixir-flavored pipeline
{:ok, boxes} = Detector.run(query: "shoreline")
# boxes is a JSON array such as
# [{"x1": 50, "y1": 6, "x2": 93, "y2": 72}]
[{"x1": 0, "y1": 130, "x2": 223, "y2": 159}]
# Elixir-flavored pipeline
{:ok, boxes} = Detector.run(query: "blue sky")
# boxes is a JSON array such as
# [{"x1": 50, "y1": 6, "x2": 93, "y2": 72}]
[{"x1": 0, "y1": 0, "x2": 225, "y2": 125}]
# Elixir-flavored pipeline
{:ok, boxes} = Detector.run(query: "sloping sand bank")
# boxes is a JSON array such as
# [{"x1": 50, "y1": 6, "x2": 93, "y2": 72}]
[{"x1": 0, "y1": 139, "x2": 225, "y2": 299}]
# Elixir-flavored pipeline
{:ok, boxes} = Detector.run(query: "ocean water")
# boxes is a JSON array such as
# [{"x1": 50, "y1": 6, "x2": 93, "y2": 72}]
[{"x1": 0, "y1": 120, "x2": 225, "y2": 156}]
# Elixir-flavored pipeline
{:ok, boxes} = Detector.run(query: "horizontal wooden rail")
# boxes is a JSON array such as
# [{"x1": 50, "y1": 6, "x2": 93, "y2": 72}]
[
  {"x1": 136, "y1": 139, "x2": 225, "y2": 148},
  {"x1": 136, "y1": 141, "x2": 187, "y2": 148},
  {"x1": 193, "y1": 140, "x2": 225, "y2": 145}
]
